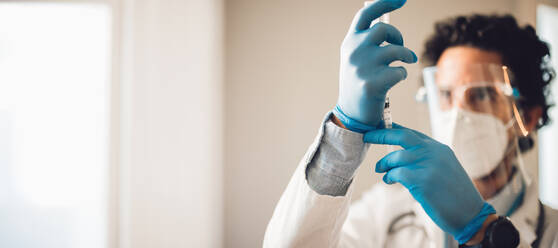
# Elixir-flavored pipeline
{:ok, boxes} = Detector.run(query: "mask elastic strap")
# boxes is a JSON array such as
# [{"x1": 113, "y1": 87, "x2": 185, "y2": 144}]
[
  {"x1": 503, "y1": 117, "x2": 532, "y2": 186},
  {"x1": 505, "y1": 118, "x2": 515, "y2": 130},
  {"x1": 501, "y1": 133, "x2": 532, "y2": 187},
  {"x1": 515, "y1": 142, "x2": 533, "y2": 186}
]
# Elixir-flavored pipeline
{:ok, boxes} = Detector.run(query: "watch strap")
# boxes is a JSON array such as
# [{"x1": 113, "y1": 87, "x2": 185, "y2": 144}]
[{"x1": 481, "y1": 216, "x2": 520, "y2": 248}]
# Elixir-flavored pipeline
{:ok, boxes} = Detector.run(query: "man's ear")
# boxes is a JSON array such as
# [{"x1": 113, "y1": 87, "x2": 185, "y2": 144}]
[{"x1": 524, "y1": 106, "x2": 542, "y2": 132}]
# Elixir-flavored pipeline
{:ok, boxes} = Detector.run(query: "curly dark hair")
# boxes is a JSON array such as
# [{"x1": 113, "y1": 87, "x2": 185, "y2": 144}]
[{"x1": 422, "y1": 14, "x2": 555, "y2": 128}]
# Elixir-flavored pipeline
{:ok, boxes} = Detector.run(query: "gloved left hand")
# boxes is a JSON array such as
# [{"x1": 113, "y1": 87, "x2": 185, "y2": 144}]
[{"x1": 363, "y1": 123, "x2": 496, "y2": 244}]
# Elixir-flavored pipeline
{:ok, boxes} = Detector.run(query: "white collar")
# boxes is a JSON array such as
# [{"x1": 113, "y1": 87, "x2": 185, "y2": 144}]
[{"x1": 508, "y1": 179, "x2": 540, "y2": 244}]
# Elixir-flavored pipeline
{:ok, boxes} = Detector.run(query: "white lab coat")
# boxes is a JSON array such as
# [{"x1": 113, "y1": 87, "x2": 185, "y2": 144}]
[{"x1": 264, "y1": 126, "x2": 558, "y2": 248}]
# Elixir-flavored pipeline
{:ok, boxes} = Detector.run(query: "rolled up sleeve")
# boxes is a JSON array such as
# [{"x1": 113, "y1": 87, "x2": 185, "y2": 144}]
[{"x1": 305, "y1": 113, "x2": 370, "y2": 196}]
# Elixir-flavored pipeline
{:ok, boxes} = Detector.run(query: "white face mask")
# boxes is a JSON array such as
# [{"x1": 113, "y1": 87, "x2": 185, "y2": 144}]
[{"x1": 432, "y1": 108, "x2": 514, "y2": 179}]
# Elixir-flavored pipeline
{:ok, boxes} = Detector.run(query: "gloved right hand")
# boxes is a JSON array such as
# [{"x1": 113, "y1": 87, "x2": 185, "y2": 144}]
[{"x1": 334, "y1": 0, "x2": 417, "y2": 132}]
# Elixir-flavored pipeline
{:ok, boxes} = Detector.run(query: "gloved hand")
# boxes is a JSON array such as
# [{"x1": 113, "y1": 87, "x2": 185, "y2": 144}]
[
  {"x1": 334, "y1": 0, "x2": 417, "y2": 133},
  {"x1": 363, "y1": 123, "x2": 496, "y2": 244}
]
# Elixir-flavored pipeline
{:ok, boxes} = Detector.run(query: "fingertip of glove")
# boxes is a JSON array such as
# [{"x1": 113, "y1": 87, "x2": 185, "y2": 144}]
[
  {"x1": 388, "y1": 0, "x2": 406, "y2": 8},
  {"x1": 374, "y1": 162, "x2": 383, "y2": 173},
  {"x1": 382, "y1": 173, "x2": 393, "y2": 184}
]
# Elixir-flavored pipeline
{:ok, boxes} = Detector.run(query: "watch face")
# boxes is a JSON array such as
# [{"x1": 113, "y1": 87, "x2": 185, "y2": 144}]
[{"x1": 486, "y1": 217, "x2": 520, "y2": 248}]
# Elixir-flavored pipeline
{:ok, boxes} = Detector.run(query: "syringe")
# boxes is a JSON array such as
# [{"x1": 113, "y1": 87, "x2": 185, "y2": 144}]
[
  {"x1": 383, "y1": 97, "x2": 392, "y2": 129},
  {"x1": 364, "y1": 1, "x2": 393, "y2": 129}
]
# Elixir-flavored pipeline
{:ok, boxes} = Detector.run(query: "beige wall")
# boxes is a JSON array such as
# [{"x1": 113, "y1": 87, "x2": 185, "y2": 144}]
[
  {"x1": 224, "y1": 0, "x2": 534, "y2": 247},
  {"x1": 118, "y1": 0, "x2": 224, "y2": 247}
]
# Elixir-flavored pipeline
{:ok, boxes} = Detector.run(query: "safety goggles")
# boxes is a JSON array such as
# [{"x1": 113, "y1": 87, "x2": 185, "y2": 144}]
[{"x1": 418, "y1": 63, "x2": 529, "y2": 139}]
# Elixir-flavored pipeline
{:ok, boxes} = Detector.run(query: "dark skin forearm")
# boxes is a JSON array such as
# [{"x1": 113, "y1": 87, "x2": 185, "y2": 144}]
[{"x1": 331, "y1": 115, "x2": 347, "y2": 129}]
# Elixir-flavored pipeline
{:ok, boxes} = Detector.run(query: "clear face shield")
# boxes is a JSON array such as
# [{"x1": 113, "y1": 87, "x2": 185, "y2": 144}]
[{"x1": 420, "y1": 63, "x2": 531, "y2": 208}]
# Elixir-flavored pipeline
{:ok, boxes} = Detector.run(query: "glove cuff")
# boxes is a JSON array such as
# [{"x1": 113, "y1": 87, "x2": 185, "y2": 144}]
[
  {"x1": 454, "y1": 202, "x2": 496, "y2": 244},
  {"x1": 332, "y1": 105, "x2": 378, "y2": 133}
]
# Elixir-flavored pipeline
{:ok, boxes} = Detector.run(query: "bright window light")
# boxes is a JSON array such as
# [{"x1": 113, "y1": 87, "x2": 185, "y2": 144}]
[
  {"x1": 538, "y1": 4, "x2": 558, "y2": 210},
  {"x1": 0, "y1": 2, "x2": 111, "y2": 248}
]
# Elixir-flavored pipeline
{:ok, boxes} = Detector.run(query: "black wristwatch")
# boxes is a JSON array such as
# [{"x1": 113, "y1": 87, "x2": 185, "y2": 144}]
[
  {"x1": 481, "y1": 216, "x2": 520, "y2": 247},
  {"x1": 460, "y1": 216, "x2": 520, "y2": 248}
]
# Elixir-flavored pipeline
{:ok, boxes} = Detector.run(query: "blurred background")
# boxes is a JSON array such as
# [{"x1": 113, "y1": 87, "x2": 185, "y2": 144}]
[{"x1": 0, "y1": 0, "x2": 557, "y2": 247}]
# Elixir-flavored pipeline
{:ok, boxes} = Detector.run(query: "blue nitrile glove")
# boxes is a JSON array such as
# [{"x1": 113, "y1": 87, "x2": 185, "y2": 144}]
[
  {"x1": 363, "y1": 123, "x2": 496, "y2": 244},
  {"x1": 334, "y1": 0, "x2": 417, "y2": 133}
]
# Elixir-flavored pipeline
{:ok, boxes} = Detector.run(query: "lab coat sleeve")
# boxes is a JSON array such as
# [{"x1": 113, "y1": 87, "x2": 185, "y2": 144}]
[
  {"x1": 263, "y1": 113, "x2": 371, "y2": 248},
  {"x1": 263, "y1": 157, "x2": 355, "y2": 248}
]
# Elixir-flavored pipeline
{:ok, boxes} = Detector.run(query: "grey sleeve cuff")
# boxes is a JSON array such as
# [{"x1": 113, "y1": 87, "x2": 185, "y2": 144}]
[{"x1": 305, "y1": 115, "x2": 370, "y2": 196}]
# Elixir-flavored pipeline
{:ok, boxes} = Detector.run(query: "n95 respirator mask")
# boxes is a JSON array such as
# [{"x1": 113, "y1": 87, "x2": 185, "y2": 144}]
[{"x1": 432, "y1": 108, "x2": 514, "y2": 179}]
